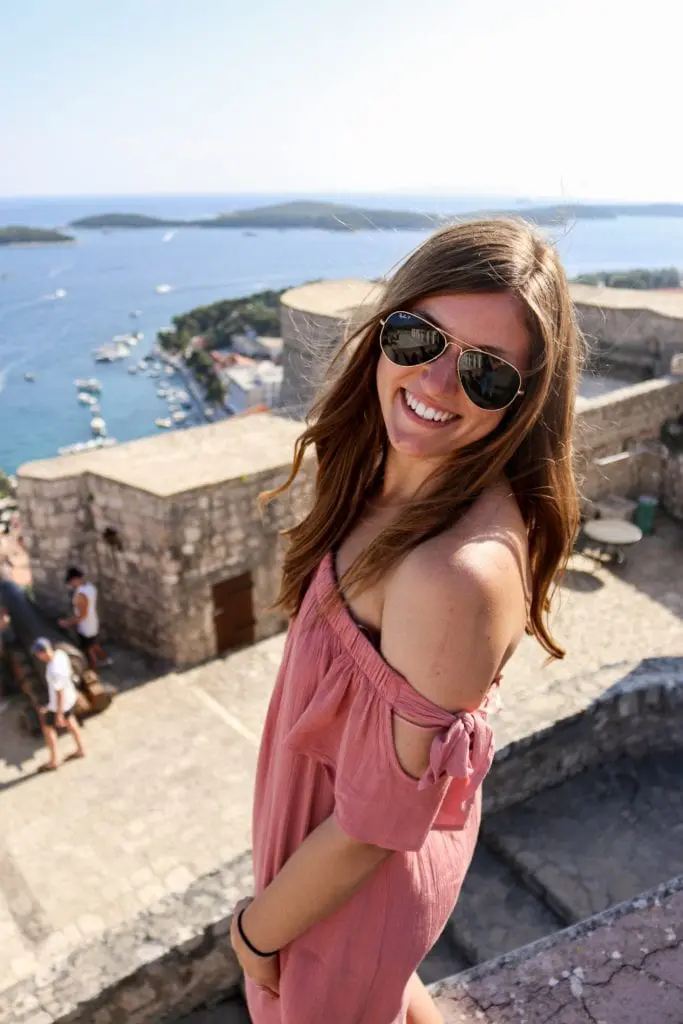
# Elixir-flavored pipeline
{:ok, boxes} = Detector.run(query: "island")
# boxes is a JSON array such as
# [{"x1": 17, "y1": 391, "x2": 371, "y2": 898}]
[
  {"x1": 70, "y1": 201, "x2": 437, "y2": 232},
  {"x1": 572, "y1": 267, "x2": 681, "y2": 289},
  {"x1": 0, "y1": 226, "x2": 74, "y2": 246},
  {"x1": 69, "y1": 199, "x2": 683, "y2": 233}
]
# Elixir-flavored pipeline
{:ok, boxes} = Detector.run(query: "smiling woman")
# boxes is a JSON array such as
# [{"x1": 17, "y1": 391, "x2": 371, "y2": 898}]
[{"x1": 232, "y1": 218, "x2": 584, "y2": 1024}]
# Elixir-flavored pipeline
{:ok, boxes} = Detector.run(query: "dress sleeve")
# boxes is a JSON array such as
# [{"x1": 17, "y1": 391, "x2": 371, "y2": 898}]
[{"x1": 333, "y1": 695, "x2": 494, "y2": 852}]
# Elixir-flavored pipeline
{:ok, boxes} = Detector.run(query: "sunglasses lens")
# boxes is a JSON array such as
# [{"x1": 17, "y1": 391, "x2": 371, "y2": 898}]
[
  {"x1": 458, "y1": 349, "x2": 521, "y2": 411},
  {"x1": 380, "y1": 312, "x2": 446, "y2": 367}
]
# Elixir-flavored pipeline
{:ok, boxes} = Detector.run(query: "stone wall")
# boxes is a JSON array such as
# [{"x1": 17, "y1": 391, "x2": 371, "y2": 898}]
[
  {"x1": 17, "y1": 452, "x2": 314, "y2": 667},
  {"x1": 431, "y1": 874, "x2": 683, "y2": 1020},
  {"x1": 575, "y1": 375, "x2": 683, "y2": 462},
  {"x1": 0, "y1": 853, "x2": 253, "y2": 1024},
  {"x1": 161, "y1": 463, "x2": 313, "y2": 665},
  {"x1": 574, "y1": 376, "x2": 683, "y2": 505},
  {"x1": 278, "y1": 306, "x2": 343, "y2": 417},
  {"x1": 17, "y1": 475, "x2": 94, "y2": 615},
  {"x1": 662, "y1": 449, "x2": 683, "y2": 520},
  {"x1": 576, "y1": 302, "x2": 683, "y2": 376},
  {"x1": 484, "y1": 658, "x2": 683, "y2": 816}
]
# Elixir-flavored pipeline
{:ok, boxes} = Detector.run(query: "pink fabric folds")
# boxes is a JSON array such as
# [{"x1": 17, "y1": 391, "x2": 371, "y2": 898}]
[{"x1": 417, "y1": 710, "x2": 494, "y2": 829}]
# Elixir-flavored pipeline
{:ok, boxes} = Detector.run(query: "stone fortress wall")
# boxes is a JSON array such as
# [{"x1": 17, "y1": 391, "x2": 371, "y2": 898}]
[
  {"x1": 18, "y1": 415, "x2": 313, "y2": 666},
  {"x1": 572, "y1": 282, "x2": 683, "y2": 377}
]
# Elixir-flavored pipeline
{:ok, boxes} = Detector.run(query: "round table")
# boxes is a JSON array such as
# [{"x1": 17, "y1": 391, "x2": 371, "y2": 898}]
[{"x1": 582, "y1": 518, "x2": 643, "y2": 564}]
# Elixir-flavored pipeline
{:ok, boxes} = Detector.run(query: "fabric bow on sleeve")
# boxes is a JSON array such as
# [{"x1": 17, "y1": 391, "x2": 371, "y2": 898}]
[{"x1": 416, "y1": 711, "x2": 494, "y2": 828}]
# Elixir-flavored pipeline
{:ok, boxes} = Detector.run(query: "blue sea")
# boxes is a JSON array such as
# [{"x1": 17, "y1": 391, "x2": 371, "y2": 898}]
[{"x1": 2, "y1": 192, "x2": 683, "y2": 474}]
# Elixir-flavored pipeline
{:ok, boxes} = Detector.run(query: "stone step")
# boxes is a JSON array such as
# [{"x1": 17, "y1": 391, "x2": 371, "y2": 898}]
[
  {"x1": 418, "y1": 929, "x2": 469, "y2": 985},
  {"x1": 177, "y1": 996, "x2": 251, "y2": 1023},
  {"x1": 447, "y1": 843, "x2": 566, "y2": 964},
  {"x1": 482, "y1": 749, "x2": 683, "y2": 924}
]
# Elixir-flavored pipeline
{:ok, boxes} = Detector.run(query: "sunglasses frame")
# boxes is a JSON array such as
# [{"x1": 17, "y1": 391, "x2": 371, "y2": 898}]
[{"x1": 379, "y1": 309, "x2": 525, "y2": 413}]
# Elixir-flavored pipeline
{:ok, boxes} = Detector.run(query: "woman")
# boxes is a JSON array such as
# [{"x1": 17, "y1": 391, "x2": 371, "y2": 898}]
[{"x1": 230, "y1": 219, "x2": 583, "y2": 1023}]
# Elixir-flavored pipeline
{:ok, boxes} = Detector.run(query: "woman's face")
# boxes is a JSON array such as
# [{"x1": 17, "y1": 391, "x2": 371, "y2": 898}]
[{"x1": 376, "y1": 292, "x2": 532, "y2": 462}]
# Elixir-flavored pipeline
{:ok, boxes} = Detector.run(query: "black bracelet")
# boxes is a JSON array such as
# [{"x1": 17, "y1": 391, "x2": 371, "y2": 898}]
[{"x1": 237, "y1": 908, "x2": 279, "y2": 958}]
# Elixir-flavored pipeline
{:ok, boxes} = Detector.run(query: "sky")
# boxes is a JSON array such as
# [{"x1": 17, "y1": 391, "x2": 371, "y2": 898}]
[{"x1": 0, "y1": 0, "x2": 680, "y2": 200}]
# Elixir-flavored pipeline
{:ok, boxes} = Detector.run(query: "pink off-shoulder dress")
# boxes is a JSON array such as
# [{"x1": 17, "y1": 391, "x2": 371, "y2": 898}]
[{"x1": 246, "y1": 553, "x2": 497, "y2": 1024}]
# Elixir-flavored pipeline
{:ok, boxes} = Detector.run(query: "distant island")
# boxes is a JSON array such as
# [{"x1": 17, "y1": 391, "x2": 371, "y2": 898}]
[
  {"x1": 0, "y1": 225, "x2": 74, "y2": 246},
  {"x1": 573, "y1": 267, "x2": 681, "y2": 290},
  {"x1": 68, "y1": 199, "x2": 683, "y2": 233},
  {"x1": 70, "y1": 202, "x2": 437, "y2": 232}
]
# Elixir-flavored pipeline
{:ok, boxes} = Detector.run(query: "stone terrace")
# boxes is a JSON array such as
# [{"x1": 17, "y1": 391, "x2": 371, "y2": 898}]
[{"x1": 0, "y1": 515, "x2": 682, "y2": 1014}]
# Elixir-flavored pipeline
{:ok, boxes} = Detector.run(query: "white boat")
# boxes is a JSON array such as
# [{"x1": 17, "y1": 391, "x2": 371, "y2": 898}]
[
  {"x1": 204, "y1": 407, "x2": 215, "y2": 419},
  {"x1": 165, "y1": 365, "x2": 174, "y2": 376},
  {"x1": 162, "y1": 231, "x2": 176, "y2": 243},
  {"x1": 171, "y1": 410, "x2": 187, "y2": 424},
  {"x1": 93, "y1": 341, "x2": 130, "y2": 362},
  {"x1": 52, "y1": 288, "x2": 67, "y2": 299},
  {"x1": 130, "y1": 309, "x2": 143, "y2": 318},
  {"x1": 90, "y1": 416, "x2": 107, "y2": 437},
  {"x1": 58, "y1": 437, "x2": 117, "y2": 457},
  {"x1": 78, "y1": 392, "x2": 97, "y2": 405},
  {"x1": 24, "y1": 372, "x2": 36, "y2": 382},
  {"x1": 157, "y1": 387, "x2": 169, "y2": 398},
  {"x1": 155, "y1": 417, "x2": 172, "y2": 429},
  {"x1": 127, "y1": 364, "x2": 138, "y2": 374},
  {"x1": 74, "y1": 377, "x2": 103, "y2": 392},
  {"x1": 155, "y1": 283, "x2": 172, "y2": 294}
]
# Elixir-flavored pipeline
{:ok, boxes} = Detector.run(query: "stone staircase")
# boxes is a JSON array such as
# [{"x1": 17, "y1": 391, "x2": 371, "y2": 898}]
[{"x1": 180, "y1": 747, "x2": 683, "y2": 1021}]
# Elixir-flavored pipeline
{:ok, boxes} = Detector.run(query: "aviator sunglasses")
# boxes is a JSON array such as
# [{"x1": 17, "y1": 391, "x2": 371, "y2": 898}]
[{"x1": 379, "y1": 310, "x2": 524, "y2": 413}]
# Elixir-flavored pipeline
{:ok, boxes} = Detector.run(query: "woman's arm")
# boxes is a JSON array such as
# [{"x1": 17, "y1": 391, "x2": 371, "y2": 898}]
[{"x1": 240, "y1": 815, "x2": 390, "y2": 954}]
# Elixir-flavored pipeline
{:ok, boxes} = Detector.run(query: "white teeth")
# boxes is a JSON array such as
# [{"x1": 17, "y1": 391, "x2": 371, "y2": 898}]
[{"x1": 404, "y1": 389, "x2": 455, "y2": 423}]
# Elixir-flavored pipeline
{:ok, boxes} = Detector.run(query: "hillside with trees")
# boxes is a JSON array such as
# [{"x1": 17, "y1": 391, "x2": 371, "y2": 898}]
[
  {"x1": 573, "y1": 267, "x2": 681, "y2": 289},
  {"x1": 0, "y1": 226, "x2": 73, "y2": 246}
]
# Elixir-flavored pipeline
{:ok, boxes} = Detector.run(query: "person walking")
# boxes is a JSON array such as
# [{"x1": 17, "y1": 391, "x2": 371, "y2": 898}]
[
  {"x1": 32, "y1": 638, "x2": 86, "y2": 771},
  {"x1": 229, "y1": 219, "x2": 583, "y2": 1023},
  {"x1": 59, "y1": 567, "x2": 111, "y2": 670}
]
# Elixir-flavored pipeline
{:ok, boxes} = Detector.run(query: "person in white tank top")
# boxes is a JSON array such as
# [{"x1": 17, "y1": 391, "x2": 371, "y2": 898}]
[
  {"x1": 58, "y1": 567, "x2": 112, "y2": 670},
  {"x1": 32, "y1": 637, "x2": 86, "y2": 771}
]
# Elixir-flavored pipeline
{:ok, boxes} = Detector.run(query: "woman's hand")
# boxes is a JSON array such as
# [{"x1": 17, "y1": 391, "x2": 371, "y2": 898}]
[{"x1": 230, "y1": 898, "x2": 280, "y2": 997}]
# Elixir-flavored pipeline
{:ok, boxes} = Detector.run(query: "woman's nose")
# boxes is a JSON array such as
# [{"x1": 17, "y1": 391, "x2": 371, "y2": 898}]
[{"x1": 420, "y1": 346, "x2": 459, "y2": 396}]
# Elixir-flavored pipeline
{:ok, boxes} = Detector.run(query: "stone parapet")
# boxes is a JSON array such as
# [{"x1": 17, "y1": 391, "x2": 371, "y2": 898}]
[
  {"x1": 431, "y1": 875, "x2": 683, "y2": 1023},
  {"x1": 0, "y1": 854, "x2": 253, "y2": 1024},
  {"x1": 484, "y1": 658, "x2": 683, "y2": 815}
]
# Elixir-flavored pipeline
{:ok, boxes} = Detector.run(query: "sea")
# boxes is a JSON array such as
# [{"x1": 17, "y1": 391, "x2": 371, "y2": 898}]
[{"x1": 2, "y1": 192, "x2": 683, "y2": 474}]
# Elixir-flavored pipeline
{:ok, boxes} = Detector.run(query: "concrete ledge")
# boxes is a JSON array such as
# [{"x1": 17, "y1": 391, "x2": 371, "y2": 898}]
[
  {"x1": 484, "y1": 658, "x2": 683, "y2": 815},
  {"x1": 0, "y1": 853, "x2": 253, "y2": 1024},
  {"x1": 431, "y1": 875, "x2": 683, "y2": 1022}
]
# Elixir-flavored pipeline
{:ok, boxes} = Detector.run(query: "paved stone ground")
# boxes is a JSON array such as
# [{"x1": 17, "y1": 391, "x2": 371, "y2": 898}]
[
  {"x1": 433, "y1": 883, "x2": 683, "y2": 1024},
  {"x1": 0, "y1": 516, "x2": 682, "y2": 999},
  {"x1": 486, "y1": 750, "x2": 683, "y2": 925}
]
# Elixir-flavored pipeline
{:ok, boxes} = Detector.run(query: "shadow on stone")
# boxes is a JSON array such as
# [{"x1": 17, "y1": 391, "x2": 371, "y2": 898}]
[{"x1": 560, "y1": 567, "x2": 605, "y2": 593}]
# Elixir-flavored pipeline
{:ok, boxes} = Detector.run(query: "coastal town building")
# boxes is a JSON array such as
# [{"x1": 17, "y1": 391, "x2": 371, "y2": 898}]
[
  {"x1": 231, "y1": 332, "x2": 283, "y2": 362},
  {"x1": 224, "y1": 361, "x2": 284, "y2": 414}
]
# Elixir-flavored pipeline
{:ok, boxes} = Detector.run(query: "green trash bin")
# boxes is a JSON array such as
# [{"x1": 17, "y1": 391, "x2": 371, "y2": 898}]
[{"x1": 634, "y1": 494, "x2": 658, "y2": 535}]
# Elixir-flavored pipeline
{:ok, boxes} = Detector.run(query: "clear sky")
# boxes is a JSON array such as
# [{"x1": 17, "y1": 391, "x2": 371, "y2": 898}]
[{"x1": 0, "y1": 0, "x2": 678, "y2": 199}]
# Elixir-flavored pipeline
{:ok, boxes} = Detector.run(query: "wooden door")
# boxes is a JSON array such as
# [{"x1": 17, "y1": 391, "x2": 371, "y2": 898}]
[{"x1": 212, "y1": 573, "x2": 255, "y2": 654}]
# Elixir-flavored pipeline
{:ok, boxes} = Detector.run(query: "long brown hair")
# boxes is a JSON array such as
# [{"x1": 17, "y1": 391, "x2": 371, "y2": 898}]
[{"x1": 264, "y1": 218, "x2": 583, "y2": 658}]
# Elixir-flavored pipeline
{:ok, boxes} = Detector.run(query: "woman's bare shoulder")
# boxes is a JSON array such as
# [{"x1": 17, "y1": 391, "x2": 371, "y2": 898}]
[{"x1": 380, "y1": 486, "x2": 528, "y2": 711}]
